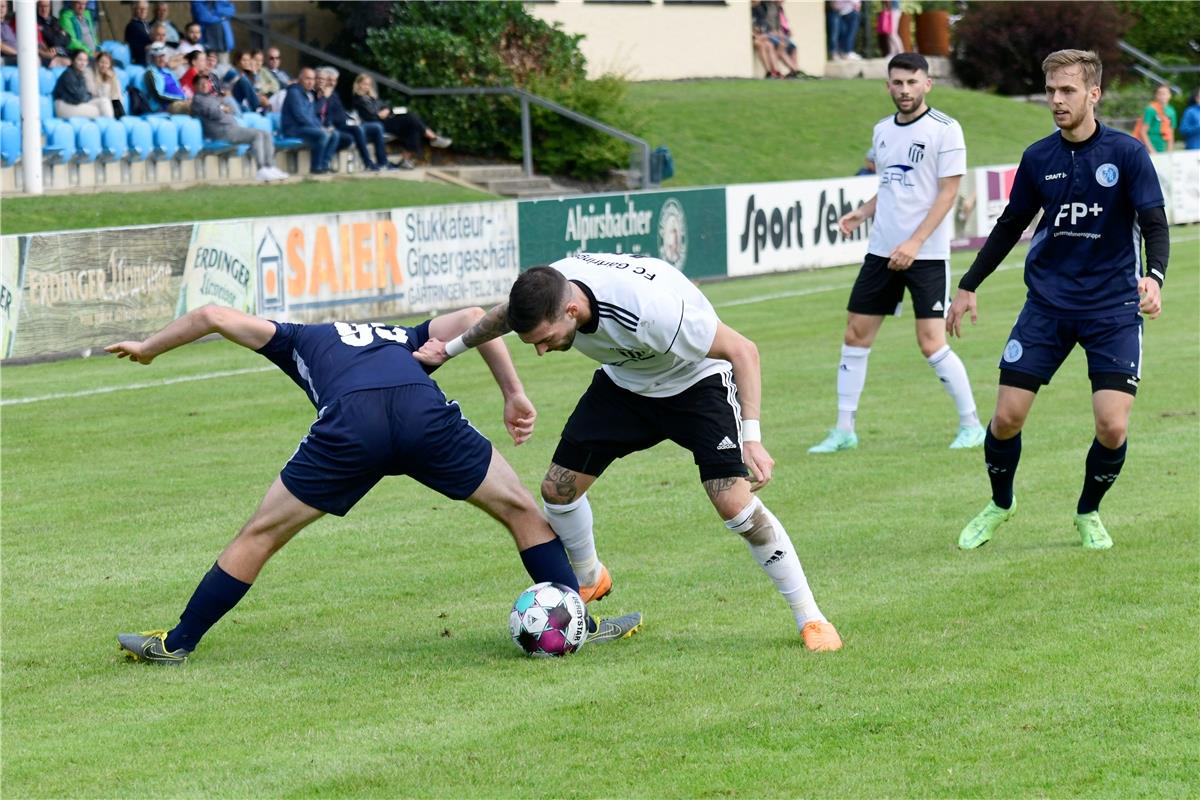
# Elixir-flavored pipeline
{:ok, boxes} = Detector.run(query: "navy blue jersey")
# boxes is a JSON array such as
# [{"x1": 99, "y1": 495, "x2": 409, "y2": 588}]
[
  {"x1": 257, "y1": 320, "x2": 436, "y2": 409},
  {"x1": 1006, "y1": 124, "x2": 1164, "y2": 319}
]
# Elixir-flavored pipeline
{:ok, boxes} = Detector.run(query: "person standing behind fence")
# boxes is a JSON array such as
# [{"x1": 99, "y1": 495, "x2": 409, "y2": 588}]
[
  {"x1": 351, "y1": 73, "x2": 450, "y2": 169},
  {"x1": 826, "y1": 0, "x2": 862, "y2": 61},
  {"x1": 1134, "y1": 84, "x2": 1176, "y2": 154},
  {"x1": 1179, "y1": 87, "x2": 1200, "y2": 151}
]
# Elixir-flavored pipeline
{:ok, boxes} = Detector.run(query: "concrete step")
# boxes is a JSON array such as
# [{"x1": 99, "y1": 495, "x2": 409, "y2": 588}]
[
  {"x1": 483, "y1": 176, "x2": 558, "y2": 194},
  {"x1": 441, "y1": 164, "x2": 525, "y2": 180},
  {"x1": 511, "y1": 185, "x2": 574, "y2": 199}
]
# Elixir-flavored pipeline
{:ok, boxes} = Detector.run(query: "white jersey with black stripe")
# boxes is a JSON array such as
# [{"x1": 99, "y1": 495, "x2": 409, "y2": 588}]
[
  {"x1": 868, "y1": 106, "x2": 966, "y2": 260},
  {"x1": 550, "y1": 253, "x2": 730, "y2": 398}
]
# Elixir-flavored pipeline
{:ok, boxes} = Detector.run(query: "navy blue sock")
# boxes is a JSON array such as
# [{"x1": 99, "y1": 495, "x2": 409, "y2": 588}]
[
  {"x1": 165, "y1": 563, "x2": 252, "y2": 652},
  {"x1": 1077, "y1": 438, "x2": 1127, "y2": 514},
  {"x1": 984, "y1": 425, "x2": 1021, "y2": 510},
  {"x1": 518, "y1": 539, "x2": 580, "y2": 593}
]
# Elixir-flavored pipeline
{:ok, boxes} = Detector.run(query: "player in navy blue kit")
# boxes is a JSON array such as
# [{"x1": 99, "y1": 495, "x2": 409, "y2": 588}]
[
  {"x1": 107, "y1": 304, "x2": 641, "y2": 664},
  {"x1": 947, "y1": 49, "x2": 1169, "y2": 550}
]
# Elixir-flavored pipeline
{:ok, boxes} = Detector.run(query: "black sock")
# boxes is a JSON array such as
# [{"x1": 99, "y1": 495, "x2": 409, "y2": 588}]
[
  {"x1": 165, "y1": 563, "x2": 252, "y2": 652},
  {"x1": 518, "y1": 539, "x2": 580, "y2": 593},
  {"x1": 1077, "y1": 438, "x2": 1127, "y2": 514},
  {"x1": 984, "y1": 425, "x2": 1021, "y2": 510}
]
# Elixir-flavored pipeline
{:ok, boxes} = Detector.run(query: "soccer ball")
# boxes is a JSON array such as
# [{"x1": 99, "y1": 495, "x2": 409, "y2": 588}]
[{"x1": 508, "y1": 582, "x2": 588, "y2": 658}]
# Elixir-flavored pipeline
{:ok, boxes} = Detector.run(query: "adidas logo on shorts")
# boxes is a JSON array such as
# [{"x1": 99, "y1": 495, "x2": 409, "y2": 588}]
[{"x1": 716, "y1": 436, "x2": 737, "y2": 450}]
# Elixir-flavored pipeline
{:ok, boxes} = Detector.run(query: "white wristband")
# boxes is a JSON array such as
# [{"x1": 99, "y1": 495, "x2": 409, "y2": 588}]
[
  {"x1": 741, "y1": 419, "x2": 761, "y2": 443},
  {"x1": 445, "y1": 336, "x2": 468, "y2": 357}
]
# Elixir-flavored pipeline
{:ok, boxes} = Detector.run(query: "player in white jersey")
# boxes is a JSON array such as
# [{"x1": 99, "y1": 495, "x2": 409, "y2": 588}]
[
  {"x1": 808, "y1": 52, "x2": 986, "y2": 455},
  {"x1": 417, "y1": 252, "x2": 843, "y2": 652}
]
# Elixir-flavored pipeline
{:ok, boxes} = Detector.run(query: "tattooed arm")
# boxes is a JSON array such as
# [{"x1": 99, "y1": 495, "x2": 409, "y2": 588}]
[{"x1": 413, "y1": 302, "x2": 511, "y2": 367}]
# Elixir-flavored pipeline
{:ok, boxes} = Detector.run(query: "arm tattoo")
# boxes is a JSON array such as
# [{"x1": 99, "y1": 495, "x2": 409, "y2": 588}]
[
  {"x1": 462, "y1": 304, "x2": 512, "y2": 348},
  {"x1": 703, "y1": 477, "x2": 739, "y2": 503},
  {"x1": 543, "y1": 464, "x2": 579, "y2": 504}
]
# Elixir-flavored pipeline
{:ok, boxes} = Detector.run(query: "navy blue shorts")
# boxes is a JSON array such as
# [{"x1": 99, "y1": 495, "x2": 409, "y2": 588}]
[
  {"x1": 280, "y1": 384, "x2": 493, "y2": 516},
  {"x1": 998, "y1": 304, "x2": 1143, "y2": 387}
]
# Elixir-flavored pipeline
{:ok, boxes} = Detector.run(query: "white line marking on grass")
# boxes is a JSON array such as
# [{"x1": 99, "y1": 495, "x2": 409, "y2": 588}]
[{"x1": 1, "y1": 366, "x2": 276, "y2": 406}]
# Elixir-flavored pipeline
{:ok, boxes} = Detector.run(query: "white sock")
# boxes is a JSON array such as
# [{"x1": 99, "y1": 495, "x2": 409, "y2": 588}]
[
  {"x1": 927, "y1": 345, "x2": 980, "y2": 427},
  {"x1": 543, "y1": 495, "x2": 601, "y2": 585},
  {"x1": 836, "y1": 345, "x2": 870, "y2": 432},
  {"x1": 725, "y1": 497, "x2": 825, "y2": 629}
]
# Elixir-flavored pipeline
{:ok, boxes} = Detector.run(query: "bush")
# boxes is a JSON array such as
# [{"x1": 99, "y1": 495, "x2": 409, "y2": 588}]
[
  {"x1": 1117, "y1": 1, "x2": 1200, "y2": 64},
  {"x1": 321, "y1": 1, "x2": 642, "y2": 180},
  {"x1": 952, "y1": 1, "x2": 1131, "y2": 95}
]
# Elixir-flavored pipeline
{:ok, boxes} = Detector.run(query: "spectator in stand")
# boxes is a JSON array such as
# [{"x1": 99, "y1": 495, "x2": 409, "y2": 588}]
[
  {"x1": 192, "y1": 74, "x2": 288, "y2": 182},
  {"x1": 1179, "y1": 87, "x2": 1200, "y2": 151},
  {"x1": 59, "y1": 0, "x2": 99, "y2": 57},
  {"x1": 225, "y1": 49, "x2": 266, "y2": 112},
  {"x1": 179, "y1": 48, "x2": 207, "y2": 97},
  {"x1": 154, "y1": 2, "x2": 182, "y2": 47},
  {"x1": 253, "y1": 49, "x2": 281, "y2": 102},
  {"x1": 36, "y1": 0, "x2": 72, "y2": 67},
  {"x1": 0, "y1": 1, "x2": 14, "y2": 67},
  {"x1": 315, "y1": 66, "x2": 389, "y2": 172},
  {"x1": 1135, "y1": 84, "x2": 1176, "y2": 154},
  {"x1": 351, "y1": 73, "x2": 451, "y2": 169},
  {"x1": 177, "y1": 21, "x2": 204, "y2": 58},
  {"x1": 125, "y1": 0, "x2": 153, "y2": 65},
  {"x1": 313, "y1": 67, "x2": 355, "y2": 163},
  {"x1": 148, "y1": 22, "x2": 184, "y2": 72},
  {"x1": 826, "y1": 0, "x2": 862, "y2": 62},
  {"x1": 92, "y1": 50, "x2": 125, "y2": 118},
  {"x1": 143, "y1": 41, "x2": 188, "y2": 113},
  {"x1": 191, "y1": 1, "x2": 234, "y2": 66},
  {"x1": 53, "y1": 48, "x2": 111, "y2": 118},
  {"x1": 281, "y1": 67, "x2": 339, "y2": 175},
  {"x1": 8, "y1": 0, "x2": 69, "y2": 68},
  {"x1": 264, "y1": 47, "x2": 290, "y2": 85}
]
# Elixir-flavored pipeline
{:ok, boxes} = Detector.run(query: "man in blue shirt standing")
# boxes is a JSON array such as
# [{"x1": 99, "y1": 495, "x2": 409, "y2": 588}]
[
  {"x1": 107, "y1": 304, "x2": 642, "y2": 664},
  {"x1": 947, "y1": 49, "x2": 1169, "y2": 551}
]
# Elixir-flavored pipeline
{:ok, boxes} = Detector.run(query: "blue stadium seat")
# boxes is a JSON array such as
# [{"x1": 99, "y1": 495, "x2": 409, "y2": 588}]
[
  {"x1": 121, "y1": 116, "x2": 153, "y2": 161},
  {"x1": 73, "y1": 120, "x2": 103, "y2": 163},
  {"x1": 44, "y1": 119, "x2": 76, "y2": 162},
  {"x1": 39, "y1": 95, "x2": 54, "y2": 129},
  {"x1": 0, "y1": 92, "x2": 18, "y2": 124},
  {"x1": 99, "y1": 120, "x2": 127, "y2": 161},
  {"x1": 0, "y1": 120, "x2": 19, "y2": 166},
  {"x1": 123, "y1": 65, "x2": 145, "y2": 92},
  {"x1": 173, "y1": 115, "x2": 203, "y2": 159},
  {"x1": 151, "y1": 118, "x2": 179, "y2": 159},
  {"x1": 99, "y1": 41, "x2": 131, "y2": 68},
  {"x1": 38, "y1": 67, "x2": 56, "y2": 95},
  {"x1": 268, "y1": 111, "x2": 304, "y2": 150},
  {"x1": 1, "y1": 65, "x2": 17, "y2": 93}
]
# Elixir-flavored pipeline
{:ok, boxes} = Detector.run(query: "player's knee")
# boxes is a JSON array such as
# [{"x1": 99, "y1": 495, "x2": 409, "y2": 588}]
[
  {"x1": 1094, "y1": 417, "x2": 1127, "y2": 448},
  {"x1": 724, "y1": 497, "x2": 777, "y2": 547},
  {"x1": 991, "y1": 407, "x2": 1026, "y2": 438},
  {"x1": 540, "y1": 477, "x2": 581, "y2": 507}
]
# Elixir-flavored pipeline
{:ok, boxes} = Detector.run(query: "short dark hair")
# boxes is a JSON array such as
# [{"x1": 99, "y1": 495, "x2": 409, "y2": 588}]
[
  {"x1": 888, "y1": 52, "x2": 929, "y2": 75},
  {"x1": 507, "y1": 266, "x2": 570, "y2": 334},
  {"x1": 186, "y1": 49, "x2": 205, "y2": 65}
]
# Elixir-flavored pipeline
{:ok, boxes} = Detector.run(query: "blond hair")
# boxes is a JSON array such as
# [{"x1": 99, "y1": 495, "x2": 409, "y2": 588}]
[
  {"x1": 353, "y1": 74, "x2": 376, "y2": 98},
  {"x1": 1042, "y1": 49, "x2": 1102, "y2": 88}
]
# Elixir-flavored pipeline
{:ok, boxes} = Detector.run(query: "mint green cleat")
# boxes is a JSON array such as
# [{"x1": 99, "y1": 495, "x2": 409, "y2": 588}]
[
  {"x1": 808, "y1": 428, "x2": 858, "y2": 454},
  {"x1": 958, "y1": 498, "x2": 1016, "y2": 549},
  {"x1": 949, "y1": 424, "x2": 986, "y2": 450},
  {"x1": 1074, "y1": 511, "x2": 1113, "y2": 550}
]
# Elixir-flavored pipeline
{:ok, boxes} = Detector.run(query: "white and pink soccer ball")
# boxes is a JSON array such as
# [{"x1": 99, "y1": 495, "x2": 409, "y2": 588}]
[{"x1": 509, "y1": 582, "x2": 587, "y2": 658}]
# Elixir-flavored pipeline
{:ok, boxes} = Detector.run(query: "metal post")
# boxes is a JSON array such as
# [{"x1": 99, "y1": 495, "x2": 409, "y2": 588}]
[
  {"x1": 15, "y1": 0, "x2": 42, "y2": 194},
  {"x1": 520, "y1": 95, "x2": 532, "y2": 177},
  {"x1": 641, "y1": 144, "x2": 651, "y2": 189}
]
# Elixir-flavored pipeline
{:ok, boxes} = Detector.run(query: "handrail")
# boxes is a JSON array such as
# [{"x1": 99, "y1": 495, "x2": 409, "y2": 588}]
[
  {"x1": 1117, "y1": 40, "x2": 1197, "y2": 96},
  {"x1": 231, "y1": 17, "x2": 654, "y2": 188}
]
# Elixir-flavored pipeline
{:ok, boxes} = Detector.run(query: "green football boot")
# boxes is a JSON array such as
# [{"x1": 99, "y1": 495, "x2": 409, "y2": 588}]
[
  {"x1": 1074, "y1": 511, "x2": 1113, "y2": 550},
  {"x1": 958, "y1": 498, "x2": 1016, "y2": 550},
  {"x1": 949, "y1": 424, "x2": 986, "y2": 450},
  {"x1": 808, "y1": 428, "x2": 858, "y2": 454}
]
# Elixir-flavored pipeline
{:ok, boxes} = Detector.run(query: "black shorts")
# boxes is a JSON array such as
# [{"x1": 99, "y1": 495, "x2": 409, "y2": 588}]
[
  {"x1": 847, "y1": 254, "x2": 950, "y2": 319},
  {"x1": 553, "y1": 370, "x2": 750, "y2": 483},
  {"x1": 280, "y1": 384, "x2": 493, "y2": 516}
]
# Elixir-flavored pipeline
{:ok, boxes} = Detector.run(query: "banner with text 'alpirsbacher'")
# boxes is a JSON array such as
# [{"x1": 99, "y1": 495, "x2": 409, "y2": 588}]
[{"x1": 518, "y1": 188, "x2": 727, "y2": 279}]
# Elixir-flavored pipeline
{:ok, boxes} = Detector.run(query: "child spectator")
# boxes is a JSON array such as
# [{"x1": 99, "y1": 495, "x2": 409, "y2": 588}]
[
  {"x1": 53, "y1": 48, "x2": 111, "y2": 118},
  {"x1": 351, "y1": 73, "x2": 450, "y2": 169},
  {"x1": 125, "y1": 1, "x2": 153, "y2": 66},
  {"x1": 191, "y1": 74, "x2": 288, "y2": 182},
  {"x1": 59, "y1": 0, "x2": 98, "y2": 56},
  {"x1": 280, "y1": 66, "x2": 339, "y2": 175}
]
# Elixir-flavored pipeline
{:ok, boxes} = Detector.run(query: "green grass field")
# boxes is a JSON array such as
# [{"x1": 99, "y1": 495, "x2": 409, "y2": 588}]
[{"x1": 2, "y1": 228, "x2": 1196, "y2": 798}]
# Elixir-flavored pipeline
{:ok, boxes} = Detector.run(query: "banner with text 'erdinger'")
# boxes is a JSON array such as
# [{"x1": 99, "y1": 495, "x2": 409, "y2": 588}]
[{"x1": 725, "y1": 177, "x2": 877, "y2": 277}]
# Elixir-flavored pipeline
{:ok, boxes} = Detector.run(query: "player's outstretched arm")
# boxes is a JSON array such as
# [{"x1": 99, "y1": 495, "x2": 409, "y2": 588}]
[
  {"x1": 708, "y1": 323, "x2": 775, "y2": 491},
  {"x1": 105, "y1": 305, "x2": 275, "y2": 365},
  {"x1": 414, "y1": 302, "x2": 511, "y2": 367}
]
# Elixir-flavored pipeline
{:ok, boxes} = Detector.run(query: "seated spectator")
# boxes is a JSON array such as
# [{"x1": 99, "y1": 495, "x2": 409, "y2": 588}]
[
  {"x1": 759, "y1": 1, "x2": 802, "y2": 78},
  {"x1": 125, "y1": 0, "x2": 153, "y2": 66},
  {"x1": 176, "y1": 20, "x2": 204, "y2": 57},
  {"x1": 316, "y1": 66, "x2": 388, "y2": 171},
  {"x1": 143, "y1": 41, "x2": 189, "y2": 112},
  {"x1": 59, "y1": 0, "x2": 99, "y2": 56},
  {"x1": 191, "y1": 74, "x2": 287, "y2": 182},
  {"x1": 179, "y1": 48, "x2": 207, "y2": 97},
  {"x1": 253, "y1": 49, "x2": 281, "y2": 102},
  {"x1": 280, "y1": 67, "x2": 339, "y2": 175},
  {"x1": 224, "y1": 49, "x2": 265, "y2": 112},
  {"x1": 154, "y1": 2, "x2": 182, "y2": 47},
  {"x1": 36, "y1": 0, "x2": 72, "y2": 67},
  {"x1": 53, "y1": 48, "x2": 112, "y2": 118},
  {"x1": 92, "y1": 50, "x2": 125, "y2": 118},
  {"x1": 190, "y1": 1, "x2": 234, "y2": 66},
  {"x1": 264, "y1": 47, "x2": 290, "y2": 86},
  {"x1": 148, "y1": 22, "x2": 185, "y2": 72},
  {"x1": 750, "y1": 1, "x2": 784, "y2": 79},
  {"x1": 1, "y1": 0, "x2": 18, "y2": 66},
  {"x1": 351, "y1": 73, "x2": 451, "y2": 169}
]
